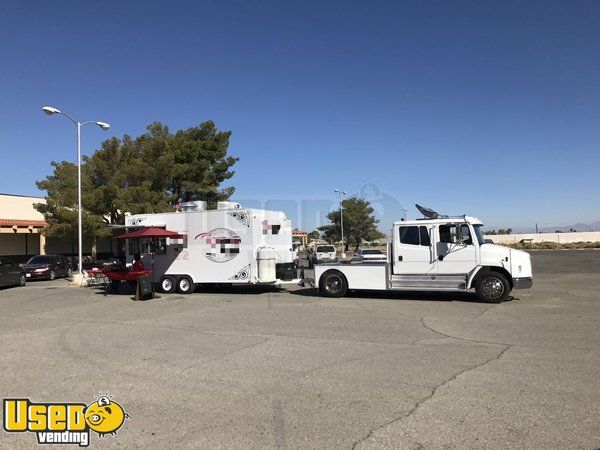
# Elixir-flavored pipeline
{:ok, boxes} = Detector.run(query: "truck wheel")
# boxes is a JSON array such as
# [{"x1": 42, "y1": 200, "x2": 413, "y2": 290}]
[
  {"x1": 475, "y1": 271, "x2": 510, "y2": 303},
  {"x1": 177, "y1": 276, "x2": 195, "y2": 294},
  {"x1": 160, "y1": 275, "x2": 177, "y2": 293},
  {"x1": 319, "y1": 270, "x2": 348, "y2": 298}
]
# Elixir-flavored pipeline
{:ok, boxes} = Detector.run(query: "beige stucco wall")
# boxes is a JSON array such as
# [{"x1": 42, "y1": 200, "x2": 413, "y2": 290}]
[
  {"x1": 488, "y1": 231, "x2": 600, "y2": 244},
  {"x1": 0, "y1": 193, "x2": 45, "y2": 220},
  {"x1": 0, "y1": 193, "x2": 116, "y2": 260}
]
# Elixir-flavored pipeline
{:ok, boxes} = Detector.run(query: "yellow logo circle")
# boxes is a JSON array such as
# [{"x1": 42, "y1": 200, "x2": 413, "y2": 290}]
[{"x1": 84, "y1": 396, "x2": 127, "y2": 435}]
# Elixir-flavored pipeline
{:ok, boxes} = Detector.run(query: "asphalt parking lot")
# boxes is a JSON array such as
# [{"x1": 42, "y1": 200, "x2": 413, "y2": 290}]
[{"x1": 1, "y1": 250, "x2": 599, "y2": 449}]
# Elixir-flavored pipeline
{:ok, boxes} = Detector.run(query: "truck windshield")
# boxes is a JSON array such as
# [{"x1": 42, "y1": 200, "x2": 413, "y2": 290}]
[{"x1": 473, "y1": 225, "x2": 486, "y2": 245}]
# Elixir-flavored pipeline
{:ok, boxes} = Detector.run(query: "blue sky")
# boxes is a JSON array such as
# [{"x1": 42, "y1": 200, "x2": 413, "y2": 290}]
[{"x1": 1, "y1": 0, "x2": 599, "y2": 231}]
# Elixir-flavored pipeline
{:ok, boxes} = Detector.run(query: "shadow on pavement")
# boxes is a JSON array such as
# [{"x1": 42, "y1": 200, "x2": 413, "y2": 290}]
[{"x1": 288, "y1": 287, "x2": 514, "y2": 304}]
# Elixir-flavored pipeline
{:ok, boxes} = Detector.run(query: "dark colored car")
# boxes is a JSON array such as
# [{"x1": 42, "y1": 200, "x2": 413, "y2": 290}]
[
  {"x1": 23, "y1": 255, "x2": 72, "y2": 281},
  {"x1": 0, "y1": 257, "x2": 26, "y2": 288}
]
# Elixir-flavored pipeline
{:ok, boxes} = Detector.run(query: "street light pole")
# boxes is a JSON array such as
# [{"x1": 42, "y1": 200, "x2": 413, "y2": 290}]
[
  {"x1": 334, "y1": 189, "x2": 347, "y2": 257},
  {"x1": 43, "y1": 106, "x2": 110, "y2": 277},
  {"x1": 77, "y1": 122, "x2": 82, "y2": 276}
]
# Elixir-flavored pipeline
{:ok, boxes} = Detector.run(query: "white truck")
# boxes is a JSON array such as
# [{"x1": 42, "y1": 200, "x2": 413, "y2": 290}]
[
  {"x1": 123, "y1": 201, "x2": 297, "y2": 293},
  {"x1": 314, "y1": 206, "x2": 533, "y2": 303}
]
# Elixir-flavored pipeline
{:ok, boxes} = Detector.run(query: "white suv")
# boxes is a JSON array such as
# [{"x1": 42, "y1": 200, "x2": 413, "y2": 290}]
[{"x1": 313, "y1": 244, "x2": 338, "y2": 264}]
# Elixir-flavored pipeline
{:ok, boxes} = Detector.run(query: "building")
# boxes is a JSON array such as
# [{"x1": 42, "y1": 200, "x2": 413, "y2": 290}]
[
  {"x1": 292, "y1": 228, "x2": 308, "y2": 247},
  {"x1": 0, "y1": 193, "x2": 113, "y2": 263},
  {"x1": 0, "y1": 193, "x2": 47, "y2": 263}
]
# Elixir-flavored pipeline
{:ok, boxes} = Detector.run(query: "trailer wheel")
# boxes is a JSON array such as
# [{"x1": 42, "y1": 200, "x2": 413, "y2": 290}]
[
  {"x1": 475, "y1": 271, "x2": 510, "y2": 303},
  {"x1": 176, "y1": 275, "x2": 195, "y2": 294},
  {"x1": 319, "y1": 270, "x2": 348, "y2": 298},
  {"x1": 159, "y1": 275, "x2": 177, "y2": 293}
]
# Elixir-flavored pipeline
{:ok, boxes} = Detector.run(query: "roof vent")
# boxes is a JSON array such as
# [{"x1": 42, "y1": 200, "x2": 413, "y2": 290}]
[{"x1": 181, "y1": 201, "x2": 207, "y2": 212}]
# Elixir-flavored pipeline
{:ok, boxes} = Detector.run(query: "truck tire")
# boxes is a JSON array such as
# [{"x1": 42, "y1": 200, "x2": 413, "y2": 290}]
[
  {"x1": 159, "y1": 275, "x2": 177, "y2": 293},
  {"x1": 475, "y1": 271, "x2": 510, "y2": 303},
  {"x1": 319, "y1": 270, "x2": 348, "y2": 298},
  {"x1": 177, "y1": 275, "x2": 195, "y2": 294}
]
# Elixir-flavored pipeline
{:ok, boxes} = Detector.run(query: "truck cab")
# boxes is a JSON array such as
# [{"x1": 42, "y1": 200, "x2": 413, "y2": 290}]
[{"x1": 315, "y1": 215, "x2": 533, "y2": 303}]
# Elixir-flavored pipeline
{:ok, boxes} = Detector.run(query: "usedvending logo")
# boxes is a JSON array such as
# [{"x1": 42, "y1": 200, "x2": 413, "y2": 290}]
[
  {"x1": 195, "y1": 228, "x2": 241, "y2": 263},
  {"x1": 3, "y1": 394, "x2": 129, "y2": 447}
]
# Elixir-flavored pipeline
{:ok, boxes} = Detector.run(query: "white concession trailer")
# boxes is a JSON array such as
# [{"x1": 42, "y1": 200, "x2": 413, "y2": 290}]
[{"x1": 123, "y1": 201, "x2": 297, "y2": 293}]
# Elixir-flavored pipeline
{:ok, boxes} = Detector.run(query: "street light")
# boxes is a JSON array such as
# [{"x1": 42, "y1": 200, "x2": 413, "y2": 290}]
[
  {"x1": 334, "y1": 188, "x2": 347, "y2": 257},
  {"x1": 42, "y1": 106, "x2": 110, "y2": 278}
]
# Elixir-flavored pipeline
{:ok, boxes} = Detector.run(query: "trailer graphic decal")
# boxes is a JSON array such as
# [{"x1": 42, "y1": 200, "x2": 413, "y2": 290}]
[
  {"x1": 127, "y1": 217, "x2": 146, "y2": 226},
  {"x1": 228, "y1": 265, "x2": 250, "y2": 280},
  {"x1": 227, "y1": 211, "x2": 250, "y2": 227},
  {"x1": 194, "y1": 228, "x2": 241, "y2": 263}
]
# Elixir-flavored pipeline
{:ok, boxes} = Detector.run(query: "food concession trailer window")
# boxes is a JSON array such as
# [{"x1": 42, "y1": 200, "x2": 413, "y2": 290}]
[{"x1": 130, "y1": 238, "x2": 167, "y2": 255}]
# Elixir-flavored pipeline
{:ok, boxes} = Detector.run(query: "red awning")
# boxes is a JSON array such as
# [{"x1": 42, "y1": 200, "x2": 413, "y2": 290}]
[{"x1": 113, "y1": 227, "x2": 185, "y2": 239}]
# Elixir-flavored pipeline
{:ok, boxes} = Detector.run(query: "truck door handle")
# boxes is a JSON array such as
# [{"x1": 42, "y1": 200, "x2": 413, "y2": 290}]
[
  {"x1": 438, "y1": 255, "x2": 444, "y2": 261},
  {"x1": 398, "y1": 256, "x2": 402, "y2": 261}
]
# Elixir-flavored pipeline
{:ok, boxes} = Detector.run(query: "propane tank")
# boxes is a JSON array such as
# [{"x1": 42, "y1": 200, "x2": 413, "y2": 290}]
[{"x1": 257, "y1": 247, "x2": 277, "y2": 282}]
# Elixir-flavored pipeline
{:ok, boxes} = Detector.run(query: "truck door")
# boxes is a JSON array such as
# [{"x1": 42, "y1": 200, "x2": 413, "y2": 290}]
[
  {"x1": 393, "y1": 225, "x2": 435, "y2": 275},
  {"x1": 436, "y1": 223, "x2": 478, "y2": 275}
]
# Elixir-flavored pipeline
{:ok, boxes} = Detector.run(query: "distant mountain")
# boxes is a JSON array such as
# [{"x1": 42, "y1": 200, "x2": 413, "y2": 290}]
[
  {"x1": 486, "y1": 221, "x2": 600, "y2": 234},
  {"x1": 539, "y1": 222, "x2": 600, "y2": 233}
]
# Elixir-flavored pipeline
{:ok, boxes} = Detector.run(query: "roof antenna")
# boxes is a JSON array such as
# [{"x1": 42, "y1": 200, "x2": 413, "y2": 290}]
[{"x1": 415, "y1": 204, "x2": 448, "y2": 219}]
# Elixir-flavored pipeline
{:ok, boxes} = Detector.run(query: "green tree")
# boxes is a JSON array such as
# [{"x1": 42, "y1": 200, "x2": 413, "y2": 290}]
[
  {"x1": 167, "y1": 121, "x2": 238, "y2": 205},
  {"x1": 308, "y1": 230, "x2": 320, "y2": 240},
  {"x1": 35, "y1": 161, "x2": 110, "y2": 243},
  {"x1": 35, "y1": 120, "x2": 238, "y2": 246},
  {"x1": 318, "y1": 197, "x2": 385, "y2": 251}
]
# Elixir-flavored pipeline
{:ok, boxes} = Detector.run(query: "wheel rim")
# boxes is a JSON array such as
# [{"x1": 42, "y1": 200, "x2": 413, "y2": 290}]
[
  {"x1": 180, "y1": 279, "x2": 191, "y2": 292},
  {"x1": 162, "y1": 279, "x2": 173, "y2": 291},
  {"x1": 20, "y1": 275, "x2": 26, "y2": 285},
  {"x1": 68, "y1": 269, "x2": 72, "y2": 277},
  {"x1": 50, "y1": 271, "x2": 55, "y2": 280},
  {"x1": 482, "y1": 277, "x2": 504, "y2": 298},
  {"x1": 325, "y1": 275, "x2": 343, "y2": 294}
]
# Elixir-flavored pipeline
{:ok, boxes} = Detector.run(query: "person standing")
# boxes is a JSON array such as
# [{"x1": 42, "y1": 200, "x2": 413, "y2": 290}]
[{"x1": 132, "y1": 253, "x2": 145, "y2": 272}]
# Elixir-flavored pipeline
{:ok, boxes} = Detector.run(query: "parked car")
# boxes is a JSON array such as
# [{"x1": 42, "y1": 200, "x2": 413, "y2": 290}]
[
  {"x1": 353, "y1": 248, "x2": 387, "y2": 262},
  {"x1": 0, "y1": 257, "x2": 26, "y2": 288},
  {"x1": 312, "y1": 244, "x2": 338, "y2": 264},
  {"x1": 23, "y1": 255, "x2": 72, "y2": 280}
]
